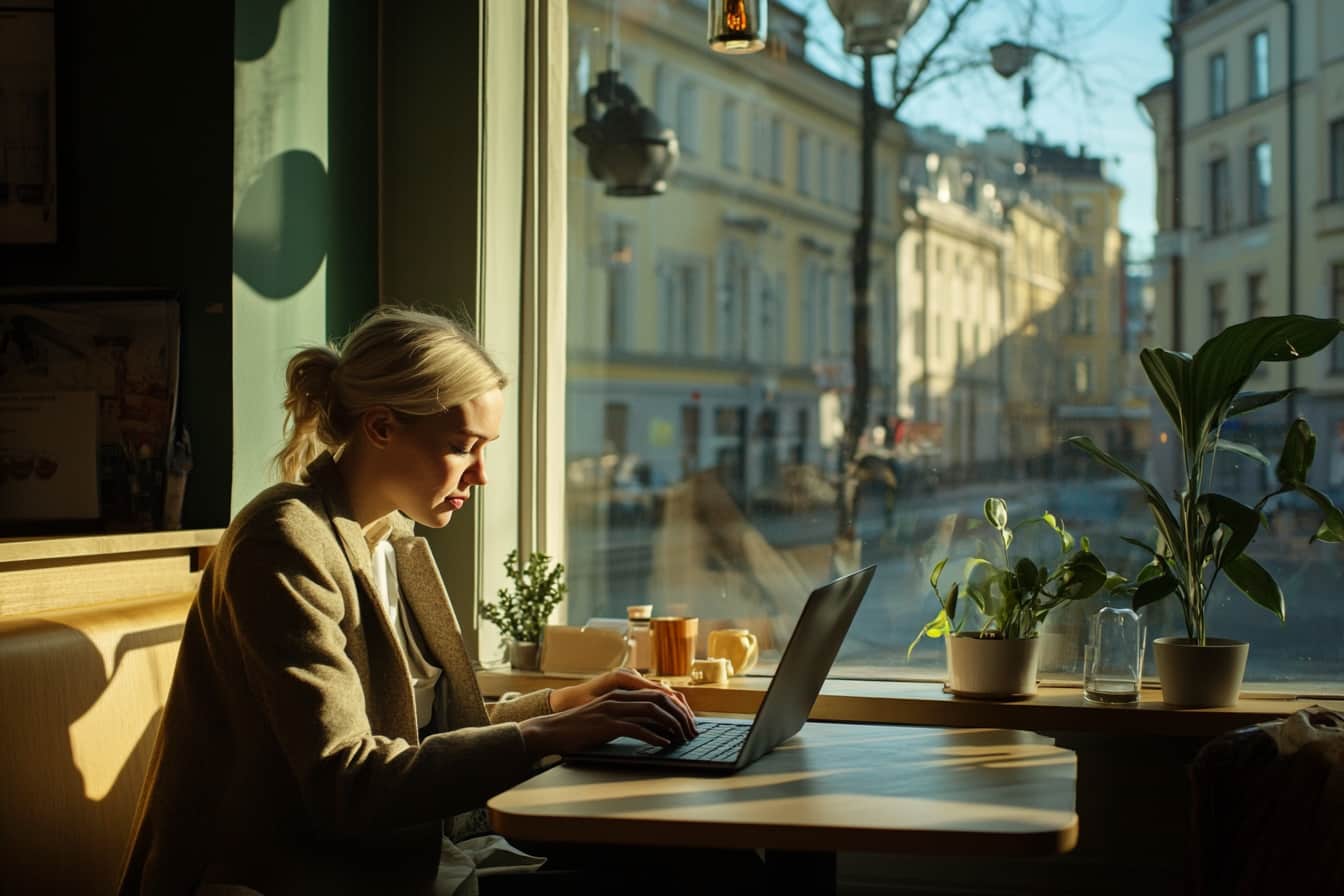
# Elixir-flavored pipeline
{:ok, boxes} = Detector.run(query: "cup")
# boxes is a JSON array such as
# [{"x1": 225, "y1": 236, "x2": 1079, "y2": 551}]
[
  {"x1": 649, "y1": 616, "x2": 698, "y2": 677},
  {"x1": 690, "y1": 657, "x2": 731, "y2": 685},
  {"x1": 707, "y1": 628, "x2": 759, "y2": 677},
  {"x1": 1083, "y1": 606, "x2": 1146, "y2": 704}
]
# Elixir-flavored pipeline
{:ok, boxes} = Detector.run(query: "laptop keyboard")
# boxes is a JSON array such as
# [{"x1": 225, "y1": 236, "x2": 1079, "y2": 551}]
[{"x1": 635, "y1": 720, "x2": 747, "y2": 762}]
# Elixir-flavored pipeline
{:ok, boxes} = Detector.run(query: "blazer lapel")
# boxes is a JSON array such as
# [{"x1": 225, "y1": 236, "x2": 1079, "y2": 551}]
[{"x1": 392, "y1": 535, "x2": 490, "y2": 728}]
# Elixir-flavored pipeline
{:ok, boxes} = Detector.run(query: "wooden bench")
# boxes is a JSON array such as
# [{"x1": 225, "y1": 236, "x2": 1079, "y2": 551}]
[{"x1": 0, "y1": 531, "x2": 220, "y2": 894}]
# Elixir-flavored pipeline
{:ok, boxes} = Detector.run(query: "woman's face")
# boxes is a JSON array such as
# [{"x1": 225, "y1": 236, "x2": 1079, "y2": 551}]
[{"x1": 380, "y1": 388, "x2": 503, "y2": 528}]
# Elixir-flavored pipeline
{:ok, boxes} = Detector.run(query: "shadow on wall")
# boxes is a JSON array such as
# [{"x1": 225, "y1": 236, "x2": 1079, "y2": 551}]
[
  {"x1": 233, "y1": 149, "x2": 331, "y2": 300},
  {"x1": 0, "y1": 618, "x2": 184, "y2": 893},
  {"x1": 235, "y1": 0, "x2": 292, "y2": 63}
]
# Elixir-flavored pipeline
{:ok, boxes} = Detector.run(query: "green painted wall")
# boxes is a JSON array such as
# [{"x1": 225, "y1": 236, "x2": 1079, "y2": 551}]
[{"x1": 231, "y1": 0, "x2": 378, "y2": 512}]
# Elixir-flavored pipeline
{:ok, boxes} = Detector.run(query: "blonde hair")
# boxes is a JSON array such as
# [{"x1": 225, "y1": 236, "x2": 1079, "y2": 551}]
[{"x1": 274, "y1": 306, "x2": 508, "y2": 483}]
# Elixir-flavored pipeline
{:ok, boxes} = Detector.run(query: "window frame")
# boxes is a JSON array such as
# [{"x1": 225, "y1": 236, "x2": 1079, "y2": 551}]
[
  {"x1": 1209, "y1": 155, "x2": 1231, "y2": 235},
  {"x1": 1208, "y1": 51, "x2": 1227, "y2": 119},
  {"x1": 1248, "y1": 29, "x2": 1269, "y2": 102},
  {"x1": 1331, "y1": 118, "x2": 1344, "y2": 202},
  {"x1": 1332, "y1": 263, "x2": 1344, "y2": 373},
  {"x1": 1247, "y1": 140, "x2": 1271, "y2": 226}
]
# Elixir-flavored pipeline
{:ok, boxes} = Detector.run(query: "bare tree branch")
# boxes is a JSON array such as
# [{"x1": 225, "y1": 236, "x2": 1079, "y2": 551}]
[{"x1": 890, "y1": 0, "x2": 985, "y2": 115}]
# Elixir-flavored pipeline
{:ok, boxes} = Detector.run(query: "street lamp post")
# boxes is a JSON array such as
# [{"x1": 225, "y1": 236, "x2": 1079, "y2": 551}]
[{"x1": 825, "y1": 0, "x2": 927, "y2": 552}]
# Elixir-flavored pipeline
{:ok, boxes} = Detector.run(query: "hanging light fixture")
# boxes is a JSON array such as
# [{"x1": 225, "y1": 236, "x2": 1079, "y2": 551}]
[
  {"x1": 825, "y1": 0, "x2": 929, "y2": 56},
  {"x1": 575, "y1": 1, "x2": 679, "y2": 197},
  {"x1": 574, "y1": 70, "x2": 680, "y2": 197},
  {"x1": 708, "y1": 0, "x2": 767, "y2": 54}
]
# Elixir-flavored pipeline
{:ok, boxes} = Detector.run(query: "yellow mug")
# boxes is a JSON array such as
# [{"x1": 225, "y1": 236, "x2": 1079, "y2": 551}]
[{"x1": 707, "y1": 628, "x2": 759, "y2": 677}]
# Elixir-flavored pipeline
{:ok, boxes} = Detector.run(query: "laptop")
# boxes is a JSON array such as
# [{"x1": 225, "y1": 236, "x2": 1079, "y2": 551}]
[{"x1": 564, "y1": 564, "x2": 876, "y2": 773}]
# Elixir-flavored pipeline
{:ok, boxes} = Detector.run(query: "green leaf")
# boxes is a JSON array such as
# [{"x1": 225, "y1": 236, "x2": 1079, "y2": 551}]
[
  {"x1": 929, "y1": 557, "x2": 948, "y2": 592},
  {"x1": 1120, "y1": 535, "x2": 1157, "y2": 555},
  {"x1": 1276, "y1": 418, "x2": 1317, "y2": 487},
  {"x1": 1066, "y1": 436, "x2": 1183, "y2": 555},
  {"x1": 984, "y1": 497, "x2": 1009, "y2": 530},
  {"x1": 1197, "y1": 493, "x2": 1262, "y2": 570},
  {"x1": 1140, "y1": 348, "x2": 1192, "y2": 441},
  {"x1": 1190, "y1": 316, "x2": 1344, "y2": 452},
  {"x1": 1104, "y1": 572, "x2": 1129, "y2": 591},
  {"x1": 945, "y1": 582, "x2": 960, "y2": 621},
  {"x1": 1222, "y1": 552, "x2": 1286, "y2": 621},
  {"x1": 907, "y1": 608, "x2": 951, "y2": 659},
  {"x1": 1229, "y1": 388, "x2": 1300, "y2": 417},
  {"x1": 1213, "y1": 439, "x2": 1271, "y2": 468},
  {"x1": 1132, "y1": 572, "x2": 1178, "y2": 611},
  {"x1": 1014, "y1": 557, "x2": 1039, "y2": 592},
  {"x1": 1057, "y1": 551, "x2": 1108, "y2": 602},
  {"x1": 1293, "y1": 482, "x2": 1344, "y2": 544},
  {"x1": 1136, "y1": 561, "x2": 1164, "y2": 584}
]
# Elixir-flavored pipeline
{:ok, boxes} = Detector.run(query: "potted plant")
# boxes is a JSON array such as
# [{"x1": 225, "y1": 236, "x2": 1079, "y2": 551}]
[
  {"x1": 909, "y1": 498, "x2": 1123, "y2": 698},
  {"x1": 1068, "y1": 315, "x2": 1344, "y2": 707},
  {"x1": 480, "y1": 549, "x2": 567, "y2": 671}
]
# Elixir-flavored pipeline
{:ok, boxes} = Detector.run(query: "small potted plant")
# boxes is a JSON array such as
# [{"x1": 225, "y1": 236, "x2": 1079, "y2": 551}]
[
  {"x1": 1068, "y1": 314, "x2": 1344, "y2": 707},
  {"x1": 909, "y1": 498, "x2": 1123, "y2": 699},
  {"x1": 480, "y1": 549, "x2": 567, "y2": 671}
]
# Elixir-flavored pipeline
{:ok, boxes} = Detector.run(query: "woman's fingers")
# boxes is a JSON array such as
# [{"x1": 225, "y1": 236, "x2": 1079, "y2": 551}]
[
  {"x1": 607, "y1": 720, "x2": 670, "y2": 747},
  {"x1": 603, "y1": 689, "x2": 697, "y2": 741}
]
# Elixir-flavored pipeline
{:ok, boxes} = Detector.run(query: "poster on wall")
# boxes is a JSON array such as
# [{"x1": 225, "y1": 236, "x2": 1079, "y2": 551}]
[
  {"x1": 0, "y1": 391, "x2": 98, "y2": 520},
  {"x1": 0, "y1": 0, "x2": 58, "y2": 244},
  {"x1": 0, "y1": 293, "x2": 180, "y2": 531}
]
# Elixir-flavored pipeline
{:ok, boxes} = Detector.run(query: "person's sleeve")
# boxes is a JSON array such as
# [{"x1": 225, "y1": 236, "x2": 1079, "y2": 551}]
[
  {"x1": 487, "y1": 689, "x2": 553, "y2": 723},
  {"x1": 224, "y1": 530, "x2": 536, "y2": 836}
]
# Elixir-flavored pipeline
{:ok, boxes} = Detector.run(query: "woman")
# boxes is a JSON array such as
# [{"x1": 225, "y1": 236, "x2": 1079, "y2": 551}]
[{"x1": 119, "y1": 308, "x2": 702, "y2": 895}]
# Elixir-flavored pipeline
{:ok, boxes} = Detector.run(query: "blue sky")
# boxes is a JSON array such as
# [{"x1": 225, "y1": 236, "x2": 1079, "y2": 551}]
[{"x1": 784, "y1": 0, "x2": 1172, "y2": 260}]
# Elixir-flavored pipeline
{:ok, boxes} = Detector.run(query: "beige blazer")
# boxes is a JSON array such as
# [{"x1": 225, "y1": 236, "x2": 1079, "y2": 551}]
[{"x1": 118, "y1": 453, "x2": 552, "y2": 895}]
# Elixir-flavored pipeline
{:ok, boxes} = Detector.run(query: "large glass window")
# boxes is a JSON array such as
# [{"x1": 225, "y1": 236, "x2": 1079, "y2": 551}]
[{"x1": 562, "y1": 0, "x2": 1344, "y2": 691}]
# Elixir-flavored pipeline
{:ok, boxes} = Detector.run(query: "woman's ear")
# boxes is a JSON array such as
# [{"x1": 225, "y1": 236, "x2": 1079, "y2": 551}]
[{"x1": 361, "y1": 406, "x2": 399, "y2": 450}]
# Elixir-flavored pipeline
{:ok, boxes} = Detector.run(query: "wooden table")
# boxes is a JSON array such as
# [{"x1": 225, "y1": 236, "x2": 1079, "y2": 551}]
[{"x1": 488, "y1": 722, "x2": 1078, "y2": 892}]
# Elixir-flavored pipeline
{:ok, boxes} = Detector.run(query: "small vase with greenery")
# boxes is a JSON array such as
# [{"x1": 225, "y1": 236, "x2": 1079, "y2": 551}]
[
  {"x1": 909, "y1": 498, "x2": 1124, "y2": 698},
  {"x1": 480, "y1": 550, "x2": 567, "y2": 670},
  {"x1": 1067, "y1": 315, "x2": 1344, "y2": 706}
]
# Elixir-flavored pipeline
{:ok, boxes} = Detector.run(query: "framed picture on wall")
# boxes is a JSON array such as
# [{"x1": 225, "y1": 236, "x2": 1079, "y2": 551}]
[
  {"x1": 0, "y1": 0, "x2": 58, "y2": 245},
  {"x1": 0, "y1": 289, "x2": 181, "y2": 534}
]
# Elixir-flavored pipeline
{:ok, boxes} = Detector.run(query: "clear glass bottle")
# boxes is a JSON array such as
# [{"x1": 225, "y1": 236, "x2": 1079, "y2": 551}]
[
  {"x1": 626, "y1": 604, "x2": 652, "y2": 672},
  {"x1": 1084, "y1": 606, "x2": 1146, "y2": 704}
]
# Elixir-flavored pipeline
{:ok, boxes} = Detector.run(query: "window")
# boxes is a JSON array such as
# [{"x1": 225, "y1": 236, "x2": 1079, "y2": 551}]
[
  {"x1": 1331, "y1": 118, "x2": 1344, "y2": 201},
  {"x1": 560, "y1": 1, "x2": 1344, "y2": 695},
  {"x1": 720, "y1": 99, "x2": 739, "y2": 169},
  {"x1": 1248, "y1": 141, "x2": 1271, "y2": 225},
  {"x1": 1247, "y1": 272, "x2": 1267, "y2": 376},
  {"x1": 797, "y1": 130, "x2": 812, "y2": 195},
  {"x1": 818, "y1": 140, "x2": 832, "y2": 203},
  {"x1": 1334, "y1": 264, "x2": 1344, "y2": 372},
  {"x1": 768, "y1": 116, "x2": 783, "y2": 182},
  {"x1": 676, "y1": 80, "x2": 699, "y2": 155},
  {"x1": 605, "y1": 219, "x2": 636, "y2": 351},
  {"x1": 658, "y1": 255, "x2": 705, "y2": 356},
  {"x1": 1209, "y1": 52, "x2": 1226, "y2": 118},
  {"x1": 1209, "y1": 156, "x2": 1231, "y2": 235},
  {"x1": 1209, "y1": 281, "x2": 1227, "y2": 338},
  {"x1": 1249, "y1": 30, "x2": 1269, "y2": 101},
  {"x1": 568, "y1": 25, "x2": 591, "y2": 114}
]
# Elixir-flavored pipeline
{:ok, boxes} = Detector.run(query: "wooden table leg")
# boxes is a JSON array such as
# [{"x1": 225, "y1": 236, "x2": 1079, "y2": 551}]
[{"x1": 764, "y1": 849, "x2": 837, "y2": 896}]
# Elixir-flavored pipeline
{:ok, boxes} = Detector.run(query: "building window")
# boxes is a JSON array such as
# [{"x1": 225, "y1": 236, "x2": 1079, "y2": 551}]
[
  {"x1": 605, "y1": 219, "x2": 636, "y2": 351},
  {"x1": 1249, "y1": 30, "x2": 1269, "y2": 101},
  {"x1": 1209, "y1": 281, "x2": 1227, "y2": 339},
  {"x1": 1209, "y1": 52, "x2": 1227, "y2": 119},
  {"x1": 797, "y1": 130, "x2": 812, "y2": 196},
  {"x1": 720, "y1": 99, "x2": 739, "y2": 170},
  {"x1": 1209, "y1": 156, "x2": 1231, "y2": 235},
  {"x1": 1333, "y1": 264, "x2": 1344, "y2": 372},
  {"x1": 568, "y1": 25, "x2": 592, "y2": 114},
  {"x1": 717, "y1": 243, "x2": 748, "y2": 359},
  {"x1": 1073, "y1": 203, "x2": 1091, "y2": 229},
  {"x1": 1248, "y1": 141, "x2": 1271, "y2": 225},
  {"x1": 654, "y1": 64, "x2": 674, "y2": 126},
  {"x1": 1248, "y1": 272, "x2": 1267, "y2": 376},
  {"x1": 675, "y1": 80, "x2": 699, "y2": 155},
  {"x1": 768, "y1": 116, "x2": 783, "y2": 182},
  {"x1": 603, "y1": 402, "x2": 629, "y2": 456},
  {"x1": 1072, "y1": 248, "x2": 1095, "y2": 278},
  {"x1": 1331, "y1": 118, "x2": 1344, "y2": 201},
  {"x1": 658, "y1": 255, "x2": 705, "y2": 356},
  {"x1": 751, "y1": 111, "x2": 767, "y2": 178},
  {"x1": 912, "y1": 239, "x2": 923, "y2": 273},
  {"x1": 818, "y1": 140, "x2": 831, "y2": 203},
  {"x1": 912, "y1": 309, "x2": 926, "y2": 356},
  {"x1": 1073, "y1": 357, "x2": 1092, "y2": 396},
  {"x1": 1069, "y1": 292, "x2": 1095, "y2": 334}
]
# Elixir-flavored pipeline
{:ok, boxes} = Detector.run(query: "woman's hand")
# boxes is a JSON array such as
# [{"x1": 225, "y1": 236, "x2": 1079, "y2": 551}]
[
  {"x1": 550, "y1": 667, "x2": 692, "y2": 716},
  {"x1": 519, "y1": 672, "x2": 699, "y2": 759}
]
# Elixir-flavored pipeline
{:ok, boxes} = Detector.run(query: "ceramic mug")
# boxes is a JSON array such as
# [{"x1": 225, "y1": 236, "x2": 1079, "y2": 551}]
[
  {"x1": 707, "y1": 628, "x2": 759, "y2": 677},
  {"x1": 690, "y1": 657, "x2": 732, "y2": 685}
]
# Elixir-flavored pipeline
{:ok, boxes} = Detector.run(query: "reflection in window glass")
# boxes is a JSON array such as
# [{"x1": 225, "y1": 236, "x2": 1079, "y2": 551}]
[
  {"x1": 1249, "y1": 30, "x2": 1269, "y2": 101},
  {"x1": 563, "y1": 0, "x2": 1344, "y2": 690}
]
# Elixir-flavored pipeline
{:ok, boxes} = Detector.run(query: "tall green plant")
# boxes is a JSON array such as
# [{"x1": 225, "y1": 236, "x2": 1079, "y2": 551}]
[
  {"x1": 480, "y1": 550, "x2": 567, "y2": 644},
  {"x1": 1068, "y1": 315, "x2": 1344, "y2": 645}
]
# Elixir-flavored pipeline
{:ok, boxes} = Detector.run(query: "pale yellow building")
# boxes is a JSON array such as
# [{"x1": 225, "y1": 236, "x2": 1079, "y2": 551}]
[{"x1": 1141, "y1": 0, "x2": 1344, "y2": 488}]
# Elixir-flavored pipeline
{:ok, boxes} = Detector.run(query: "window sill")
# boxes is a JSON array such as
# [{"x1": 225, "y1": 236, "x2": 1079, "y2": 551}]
[{"x1": 478, "y1": 669, "x2": 1344, "y2": 739}]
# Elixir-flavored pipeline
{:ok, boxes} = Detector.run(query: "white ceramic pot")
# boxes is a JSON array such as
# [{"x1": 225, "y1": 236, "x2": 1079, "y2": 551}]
[
  {"x1": 1152, "y1": 637, "x2": 1248, "y2": 708},
  {"x1": 945, "y1": 635, "x2": 1041, "y2": 699},
  {"x1": 508, "y1": 640, "x2": 540, "y2": 671}
]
